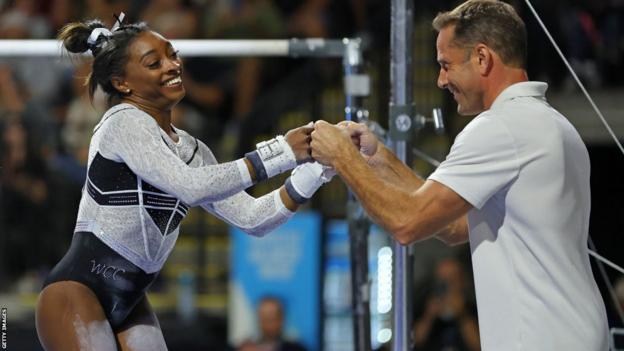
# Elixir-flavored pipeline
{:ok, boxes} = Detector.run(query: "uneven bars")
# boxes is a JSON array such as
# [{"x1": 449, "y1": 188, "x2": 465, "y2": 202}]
[{"x1": 0, "y1": 39, "x2": 347, "y2": 57}]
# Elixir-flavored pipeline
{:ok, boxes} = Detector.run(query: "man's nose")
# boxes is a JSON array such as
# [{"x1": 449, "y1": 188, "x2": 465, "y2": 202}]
[{"x1": 437, "y1": 68, "x2": 447, "y2": 89}]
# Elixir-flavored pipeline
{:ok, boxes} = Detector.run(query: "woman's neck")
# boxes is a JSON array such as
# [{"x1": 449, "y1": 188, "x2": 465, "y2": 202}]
[{"x1": 123, "y1": 100, "x2": 172, "y2": 133}]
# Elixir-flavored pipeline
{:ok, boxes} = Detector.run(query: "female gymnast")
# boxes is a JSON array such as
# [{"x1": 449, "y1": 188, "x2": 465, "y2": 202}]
[{"x1": 35, "y1": 15, "x2": 332, "y2": 351}]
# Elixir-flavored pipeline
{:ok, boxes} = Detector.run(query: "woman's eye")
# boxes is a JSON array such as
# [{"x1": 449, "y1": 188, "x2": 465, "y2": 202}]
[
  {"x1": 171, "y1": 50, "x2": 179, "y2": 59},
  {"x1": 148, "y1": 61, "x2": 160, "y2": 69}
]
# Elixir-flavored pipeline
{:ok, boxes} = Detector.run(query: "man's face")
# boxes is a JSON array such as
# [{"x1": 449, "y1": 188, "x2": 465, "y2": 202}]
[
  {"x1": 258, "y1": 300, "x2": 283, "y2": 341},
  {"x1": 436, "y1": 26, "x2": 484, "y2": 116}
]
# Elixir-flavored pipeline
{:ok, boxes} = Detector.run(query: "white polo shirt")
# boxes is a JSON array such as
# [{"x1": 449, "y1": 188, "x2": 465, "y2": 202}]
[{"x1": 429, "y1": 82, "x2": 608, "y2": 350}]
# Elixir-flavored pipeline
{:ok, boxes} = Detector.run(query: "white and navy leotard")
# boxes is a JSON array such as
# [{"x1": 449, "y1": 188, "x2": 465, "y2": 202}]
[
  {"x1": 78, "y1": 103, "x2": 293, "y2": 273},
  {"x1": 44, "y1": 103, "x2": 294, "y2": 328}
]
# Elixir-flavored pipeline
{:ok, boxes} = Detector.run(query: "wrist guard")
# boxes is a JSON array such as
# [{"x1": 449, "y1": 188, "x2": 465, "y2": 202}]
[
  {"x1": 245, "y1": 135, "x2": 297, "y2": 182},
  {"x1": 285, "y1": 162, "x2": 335, "y2": 204}
]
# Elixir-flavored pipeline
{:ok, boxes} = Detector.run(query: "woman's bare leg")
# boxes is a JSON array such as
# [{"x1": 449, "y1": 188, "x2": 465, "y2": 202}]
[
  {"x1": 36, "y1": 281, "x2": 117, "y2": 351},
  {"x1": 116, "y1": 296, "x2": 167, "y2": 351}
]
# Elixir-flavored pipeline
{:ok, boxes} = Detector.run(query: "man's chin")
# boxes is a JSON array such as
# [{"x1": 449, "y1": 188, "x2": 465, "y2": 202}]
[{"x1": 457, "y1": 105, "x2": 482, "y2": 117}]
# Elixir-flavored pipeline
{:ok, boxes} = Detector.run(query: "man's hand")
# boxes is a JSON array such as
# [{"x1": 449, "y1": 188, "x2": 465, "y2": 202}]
[
  {"x1": 337, "y1": 121, "x2": 379, "y2": 158},
  {"x1": 311, "y1": 120, "x2": 357, "y2": 167},
  {"x1": 284, "y1": 122, "x2": 314, "y2": 163}
]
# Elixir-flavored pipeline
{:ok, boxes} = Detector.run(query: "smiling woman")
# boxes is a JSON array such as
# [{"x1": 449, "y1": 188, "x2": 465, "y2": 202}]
[
  {"x1": 116, "y1": 31, "x2": 186, "y2": 121},
  {"x1": 34, "y1": 15, "x2": 334, "y2": 351}
]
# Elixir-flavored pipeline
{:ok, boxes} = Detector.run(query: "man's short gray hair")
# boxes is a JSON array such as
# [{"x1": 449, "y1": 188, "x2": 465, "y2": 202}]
[{"x1": 433, "y1": 0, "x2": 527, "y2": 68}]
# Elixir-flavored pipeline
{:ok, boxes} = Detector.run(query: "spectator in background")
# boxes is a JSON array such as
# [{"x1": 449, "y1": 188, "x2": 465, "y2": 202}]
[
  {"x1": 0, "y1": 1, "x2": 63, "y2": 159},
  {"x1": 238, "y1": 296, "x2": 307, "y2": 351},
  {"x1": 82, "y1": 0, "x2": 129, "y2": 28},
  {"x1": 139, "y1": 0, "x2": 197, "y2": 39},
  {"x1": 611, "y1": 277, "x2": 624, "y2": 328},
  {"x1": 617, "y1": 277, "x2": 624, "y2": 312},
  {"x1": 0, "y1": 64, "x2": 56, "y2": 162},
  {"x1": 273, "y1": 0, "x2": 328, "y2": 38},
  {"x1": 559, "y1": 2, "x2": 603, "y2": 89},
  {"x1": 0, "y1": 65, "x2": 25, "y2": 117},
  {"x1": 56, "y1": 60, "x2": 107, "y2": 184},
  {"x1": 0, "y1": 0, "x2": 62, "y2": 105},
  {"x1": 0, "y1": 0, "x2": 51, "y2": 39},
  {"x1": 200, "y1": 0, "x2": 287, "y2": 156},
  {"x1": 413, "y1": 258, "x2": 480, "y2": 351},
  {"x1": 229, "y1": 0, "x2": 332, "y2": 158},
  {"x1": 0, "y1": 118, "x2": 52, "y2": 287},
  {"x1": 595, "y1": 0, "x2": 624, "y2": 86}
]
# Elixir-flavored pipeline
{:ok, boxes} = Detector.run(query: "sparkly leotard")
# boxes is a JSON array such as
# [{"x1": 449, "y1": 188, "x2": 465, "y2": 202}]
[{"x1": 44, "y1": 103, "x2": 293, "y2": 328}]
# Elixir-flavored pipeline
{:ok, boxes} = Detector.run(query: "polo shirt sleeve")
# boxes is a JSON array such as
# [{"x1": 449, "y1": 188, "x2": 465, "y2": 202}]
[{"x1": 428, "y1": 115, "x2": 520, "y2": 209}]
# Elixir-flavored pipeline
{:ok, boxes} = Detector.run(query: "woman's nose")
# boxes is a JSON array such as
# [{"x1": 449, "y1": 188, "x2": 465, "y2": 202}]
[{"x1": 164, "y1": 58, "x2": 181, "y2": 72}]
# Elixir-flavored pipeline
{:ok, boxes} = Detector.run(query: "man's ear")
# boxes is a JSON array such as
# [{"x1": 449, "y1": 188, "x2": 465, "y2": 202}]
[
  {"x1": 111, "y1": 76, "x2": 131, "y2": 94},
  {"x1": 474, "y1": 44, "x2": 493, "y2": 76}
]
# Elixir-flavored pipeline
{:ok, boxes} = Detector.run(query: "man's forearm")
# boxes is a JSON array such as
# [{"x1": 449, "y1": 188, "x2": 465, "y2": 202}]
[
  {"x1": 366, "y1": 144, "x2": 424, "y2": 191},
  {"x1": 434, "y1": 216, "x2": 469, "y2": 245},
  {"x1": 334, "y1": 147, "x2": 429, "y2": 244},
  {"x1": 343, "y1": 145, "x2": 468, "y2": 245}
]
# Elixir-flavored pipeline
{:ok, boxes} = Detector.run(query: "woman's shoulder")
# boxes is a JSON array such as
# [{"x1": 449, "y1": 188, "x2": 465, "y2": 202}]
[
  {"x1": 105, "y1": 103, "x2": 154, "y2": 123},
  {"x1": 171, "y1": 126, "x2": 209, "y2": 151},
  {"x1": 171, "y1": 124, "x2": 191, "y2": 138},
  {"x1": 94, "y1": 103, "x2": 156, "y2": 133}
]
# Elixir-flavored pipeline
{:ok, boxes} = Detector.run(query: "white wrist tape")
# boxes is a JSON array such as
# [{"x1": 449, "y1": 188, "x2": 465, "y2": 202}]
[
  {"x1": 245, "y1": 135, "x2": 297, "y2": 181},
  {"x1": 286, "y1": 162, "x2": 335, "y2": 203}
]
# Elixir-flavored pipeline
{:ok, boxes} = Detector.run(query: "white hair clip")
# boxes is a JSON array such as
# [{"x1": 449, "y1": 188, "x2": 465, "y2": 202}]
[
  {"x1": 87, "y1": 27, "x2": 112, "y2": 49},
  {"x1": 111, "y1": 12, "x2": 125, "y2": 32}
]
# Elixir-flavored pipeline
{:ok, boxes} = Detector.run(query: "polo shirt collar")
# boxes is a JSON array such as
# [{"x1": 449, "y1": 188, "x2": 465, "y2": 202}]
[{"x1": 490, "y1": 81, "x2": 548, "y2": 109}]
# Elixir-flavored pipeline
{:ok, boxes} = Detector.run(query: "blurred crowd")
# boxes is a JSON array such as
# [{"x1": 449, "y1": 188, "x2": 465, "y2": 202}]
[
  {"x1": 1, "y1": 0, "x2": 624, "y2": 315},
  {"x1": 520, "y1": 0, "x2": 624, "y2": 90}
]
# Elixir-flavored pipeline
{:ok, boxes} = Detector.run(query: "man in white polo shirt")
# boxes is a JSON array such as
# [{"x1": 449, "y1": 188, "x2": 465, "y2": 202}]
[{"x1": 310, "y1": 0, "x2": 609, "y2": 349}]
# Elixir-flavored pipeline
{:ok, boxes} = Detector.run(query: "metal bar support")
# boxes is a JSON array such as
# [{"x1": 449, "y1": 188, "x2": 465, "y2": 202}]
[
  {"x1": 390, "y1": 0, "x2": 415, "y2": 350},
  {"x1": 343, "y1": 38, "x2": 372, "y2": 351}
]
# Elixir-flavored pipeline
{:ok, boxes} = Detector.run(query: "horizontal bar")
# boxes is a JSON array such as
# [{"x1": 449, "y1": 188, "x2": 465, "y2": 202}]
[{"x1": 0, "y1": 39, "x2": 349, "y2": 57}]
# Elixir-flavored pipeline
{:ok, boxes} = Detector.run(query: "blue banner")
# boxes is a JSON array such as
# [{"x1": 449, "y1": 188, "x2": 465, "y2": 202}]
[{"x1": 229, "y1": 211, "x2": 321, "y2": 350}]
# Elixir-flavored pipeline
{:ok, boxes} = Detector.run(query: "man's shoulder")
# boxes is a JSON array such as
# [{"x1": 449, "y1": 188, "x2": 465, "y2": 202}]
[{"x1": 457, "y1": 111, "x2": 511, "y2": 141}]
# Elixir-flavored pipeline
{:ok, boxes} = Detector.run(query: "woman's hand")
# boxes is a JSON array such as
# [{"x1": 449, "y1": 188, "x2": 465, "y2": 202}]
[{"x1": 285, "y1": 123, "x2": 314, "y2": 164}]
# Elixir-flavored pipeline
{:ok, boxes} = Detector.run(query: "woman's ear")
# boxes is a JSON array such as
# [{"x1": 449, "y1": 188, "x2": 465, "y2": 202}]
[{"x1": 111, "y1": 77, "x2": 131, "y2": 94}]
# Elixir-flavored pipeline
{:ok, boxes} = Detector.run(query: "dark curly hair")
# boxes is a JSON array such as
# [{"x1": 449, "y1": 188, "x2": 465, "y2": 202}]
[{"x1": 58, "y1": 19, "x2": 149, "y2": 105}]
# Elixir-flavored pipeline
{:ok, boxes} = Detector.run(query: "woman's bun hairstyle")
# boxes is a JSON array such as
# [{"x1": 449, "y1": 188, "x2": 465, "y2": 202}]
[{"x1": 58, "y1": 20, "x2": 108, "y2": 56}]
